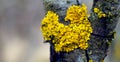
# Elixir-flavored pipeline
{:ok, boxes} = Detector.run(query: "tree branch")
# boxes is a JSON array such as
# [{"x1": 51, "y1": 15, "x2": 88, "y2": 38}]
[{"x1": 42, "y1": 0, "x2": 120, "y2": 62}]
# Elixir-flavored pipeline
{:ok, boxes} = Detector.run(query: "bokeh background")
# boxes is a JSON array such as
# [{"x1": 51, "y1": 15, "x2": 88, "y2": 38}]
[{"x1": 0, "y1": 0, "x2": 119, "y2": 62}]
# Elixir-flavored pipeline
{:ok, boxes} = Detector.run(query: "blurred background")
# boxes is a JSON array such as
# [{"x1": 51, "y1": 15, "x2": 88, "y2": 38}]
[{"x1": 0, "y1": 0, "x2": 119, "y2": 62}]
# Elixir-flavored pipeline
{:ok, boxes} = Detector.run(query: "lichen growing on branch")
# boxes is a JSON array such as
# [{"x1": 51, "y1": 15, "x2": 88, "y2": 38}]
[
  {"x1": 93, "y1": 7, "x2": 106, "y2": 18},
  {"x1": 41, "y1": 4, "x2": 93, "y2": 52},
  {"x1": 41, "y1": 0, "x2": 120, "y2": 62}
]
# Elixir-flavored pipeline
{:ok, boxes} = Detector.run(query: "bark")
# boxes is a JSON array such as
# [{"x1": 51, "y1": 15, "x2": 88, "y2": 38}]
[
  {"x1": 43, "y1": 0, "x2": 120, "y2": 62},
  {"x1": 88, "y1": 0, "x2": 120, "y2": 61}
]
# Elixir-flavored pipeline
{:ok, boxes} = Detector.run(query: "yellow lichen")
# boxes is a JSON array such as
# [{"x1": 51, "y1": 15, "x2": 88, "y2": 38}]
[
  {"x1": 93, "y1": 7, "x2": 106, "y2": 18},
  {"x1": 65, "y1": 4, "x2": 88, "y2": 23},
  {"x1": 89, "y1": 60, "x2": 93, "y2": 62},
  {"x1": 94, "y1": 7, "x2": 100, "y2": 13},
  {"x1": 41, "y1": 4, "x2": 93, "y2": 52}
]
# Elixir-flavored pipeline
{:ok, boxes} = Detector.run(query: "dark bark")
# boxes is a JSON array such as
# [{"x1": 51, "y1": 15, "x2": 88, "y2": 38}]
[
  {"x1": 88, "y1": 0, "x2": 120, "y2": 61},
  {"x1": 43, "y1": 0, "x2": 120, "y2": 62},
  {"x1": 50, "y1": 42, "x2": 87, "y2": 62}
]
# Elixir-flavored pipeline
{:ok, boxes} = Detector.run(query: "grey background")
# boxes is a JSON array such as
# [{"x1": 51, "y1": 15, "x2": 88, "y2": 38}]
[{"x1": 0, "y1": 0, "x2": 119, "y2": 62}]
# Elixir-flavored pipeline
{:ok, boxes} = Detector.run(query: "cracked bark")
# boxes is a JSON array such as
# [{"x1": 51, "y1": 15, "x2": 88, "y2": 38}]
[{"x1": 43, "y1": 0, "x2": 120, "y2": 62}]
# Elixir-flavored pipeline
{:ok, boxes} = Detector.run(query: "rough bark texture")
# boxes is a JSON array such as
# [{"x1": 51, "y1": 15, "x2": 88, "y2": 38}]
[
  {"x1": 88, "y1": 0, "x2": 120, "y2": 61},
  {"x1": 43, "y1": 0, "x2": 120, "y2": 62}
]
